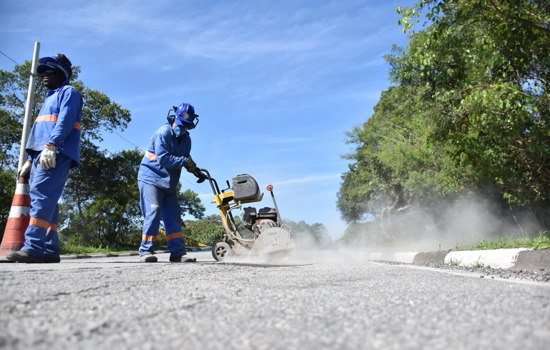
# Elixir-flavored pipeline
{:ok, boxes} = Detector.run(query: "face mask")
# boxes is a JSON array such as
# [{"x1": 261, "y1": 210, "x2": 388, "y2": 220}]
[{"x1": 174, "y1": 125, "x2": 186, "y2": 138}]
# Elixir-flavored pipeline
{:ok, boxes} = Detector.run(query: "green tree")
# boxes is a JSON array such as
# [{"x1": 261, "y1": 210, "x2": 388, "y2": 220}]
[
  {"x1": 284, "y1": 219, "x2": 331, "y2": 247},
  {"x1": 395, "y1": 0, "x2": 550, "y2": 224},
  {"x1": 338, "y1": 0, "x2": 550, "y2": 237},
  {"x1": 338, "y1": 85, "x2": 463, "y2": 238},
  {"x1": 339, "y1": 221, "x2": 381, "y2": 246},
  {"x1": 59, "y1": 146, "x2": 140, "y2": 245},
  {"x1": 179, "y1": 188, "x2": 205, "y2": 221},
  {"x1": 184, "y1": 215, "x2": 226, "y2": 246}
]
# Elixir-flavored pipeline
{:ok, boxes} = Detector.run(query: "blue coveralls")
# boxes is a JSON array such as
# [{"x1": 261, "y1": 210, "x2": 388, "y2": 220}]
[
  {"x1": 22, "y1": 83, "x2": 83, "y2": 259},
  {"x1": 137, "y1": 122, "x2": 193, "y2": 258}
]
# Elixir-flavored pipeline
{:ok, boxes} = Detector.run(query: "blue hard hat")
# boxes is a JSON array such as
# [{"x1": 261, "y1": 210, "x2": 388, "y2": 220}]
[
  {"x1": 37, "y1": 53, "x2": 72, "y2": 82},
  {"x1": 174, "y1": 103, "x2": 199, "y2": 129}
]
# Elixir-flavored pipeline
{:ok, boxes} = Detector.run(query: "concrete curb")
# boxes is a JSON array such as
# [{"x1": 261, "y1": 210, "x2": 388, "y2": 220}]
[
  {"x1": 515, "y1": 250, "x2": 550, "y2": 270},
  {"x1": 368, "y1": 248, "x2": 550, "y2": 270},
  {"x1": 444, "y1": 248, "x2": 528, "y2": 269},
  {"x1": 412, "y1": 251, "x2": 448, "y2": 264}
]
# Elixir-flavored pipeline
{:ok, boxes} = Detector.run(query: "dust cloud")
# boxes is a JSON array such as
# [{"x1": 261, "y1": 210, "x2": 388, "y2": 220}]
[
  {"x1": 218, "y1": 196, "x2": 543, "y2": 265},
  {"x1": 331, "y1": 195, "x2": 542, "y2": 254}
]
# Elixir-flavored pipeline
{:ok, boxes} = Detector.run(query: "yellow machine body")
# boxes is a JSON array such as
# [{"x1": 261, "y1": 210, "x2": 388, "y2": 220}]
[
  {"x1": 214, "y1": 190, "x2": 264, "y2": 254},
  {"x1": 199, "y1": 169, "x2": 295, "y2": 260}
]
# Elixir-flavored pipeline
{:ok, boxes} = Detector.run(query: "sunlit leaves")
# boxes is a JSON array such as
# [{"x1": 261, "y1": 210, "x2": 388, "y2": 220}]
[{"x1": 339, "y1": 0, "x2": 550, "y2": 229}]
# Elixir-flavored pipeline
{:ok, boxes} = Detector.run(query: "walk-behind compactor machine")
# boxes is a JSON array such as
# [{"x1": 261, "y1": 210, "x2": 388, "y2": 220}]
[{"x1": 194, "y1": 168, "x2": 295, "y2": 261}]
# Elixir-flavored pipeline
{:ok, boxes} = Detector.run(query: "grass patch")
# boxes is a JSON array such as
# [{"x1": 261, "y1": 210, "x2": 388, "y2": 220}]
[
  {"x1": 472, "y1": 259, "x2": 484, "y2": 268},
  {"x1": 60, "y1": 243, "x2": 138, "y2": 256},
  {"x1": 473, "y1": 231, "x2": 550, "y2": 250},
  {"x1": 448, "y1": 257, "x2": 462, "y2": 266}
]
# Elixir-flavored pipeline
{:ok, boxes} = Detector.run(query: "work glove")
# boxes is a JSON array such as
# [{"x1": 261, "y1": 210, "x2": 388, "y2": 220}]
[
  {"x1": 39, "y1": 144, "x2": 57, "y2": 170},
  {"x1": 192, "y1": 169, "x2": 207, "y2": 183},
  {"x1": 185, "y1": 156, "x2": 197, "y2": 173},
  {"x1": 18, "y1": 160, "x2": 32, "y2": 179}
]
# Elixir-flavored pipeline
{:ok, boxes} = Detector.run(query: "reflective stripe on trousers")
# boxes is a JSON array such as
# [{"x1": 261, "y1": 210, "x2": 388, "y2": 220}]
[
  {"x1": 138, "y1": 181, "x2": 186, "y2": 257},
  {"x1": 22, "y1": 153, "x2": 71, "y2": 258}
]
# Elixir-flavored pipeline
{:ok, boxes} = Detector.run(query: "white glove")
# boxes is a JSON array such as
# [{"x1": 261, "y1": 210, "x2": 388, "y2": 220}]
[
  {"x1": 39, "y1": 144, "x2": 57, "y2": 170},
  {"x1": 18, "y1": 160, "x2": 32, "y2": 179}
]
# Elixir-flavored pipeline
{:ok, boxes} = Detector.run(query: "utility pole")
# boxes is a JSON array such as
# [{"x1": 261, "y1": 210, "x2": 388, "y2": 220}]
[{"x1": 18, "y1": 42, "x2": 40, "y2": 171}]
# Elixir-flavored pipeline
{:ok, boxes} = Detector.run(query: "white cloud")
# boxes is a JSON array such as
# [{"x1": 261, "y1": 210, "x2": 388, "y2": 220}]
[{"x1": 272, "y1": 173, "x2": 341, "y2": 186}]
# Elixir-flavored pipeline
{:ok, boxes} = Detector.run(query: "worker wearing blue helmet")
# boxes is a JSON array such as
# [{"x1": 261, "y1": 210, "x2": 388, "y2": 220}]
[
  {"x1": 137, "y1": 103, "x2": 204, "y2": 262},
  {"x1": 7, "y1": 53, "x2": 83, "y2": 263}
]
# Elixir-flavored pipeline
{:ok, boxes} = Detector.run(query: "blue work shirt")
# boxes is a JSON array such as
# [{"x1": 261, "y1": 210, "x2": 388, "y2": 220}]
[
  {"x1": 26, "y1": 83, "x2": 83, "y2": 168},
  {"x1": 138, "y1": 122, "x2": 192, "y2": 192}
]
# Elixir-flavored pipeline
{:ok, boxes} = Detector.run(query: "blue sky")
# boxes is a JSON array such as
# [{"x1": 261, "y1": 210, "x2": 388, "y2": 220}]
[{"x1": 1, "y1": 0, "x2": 413, "y2": 239}]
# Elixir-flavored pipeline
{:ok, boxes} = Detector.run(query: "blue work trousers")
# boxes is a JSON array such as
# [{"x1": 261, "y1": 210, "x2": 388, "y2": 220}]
[
  {"x1": 22, "y1": 153, "x2": 71, "y2": 258},
  {"x1": 139, "y1": 181, "x2": 186, "y2": 257}
]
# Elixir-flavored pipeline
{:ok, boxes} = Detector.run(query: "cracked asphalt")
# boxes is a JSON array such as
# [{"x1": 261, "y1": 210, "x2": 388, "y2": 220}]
[{"x1": 1, "y1": 250, "x2": 549, "y2": 349}]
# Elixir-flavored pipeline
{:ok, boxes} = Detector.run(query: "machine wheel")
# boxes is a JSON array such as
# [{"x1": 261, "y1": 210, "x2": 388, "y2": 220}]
[{"x1": 212, "y1": 242, "x2": 233, "y2": 261}]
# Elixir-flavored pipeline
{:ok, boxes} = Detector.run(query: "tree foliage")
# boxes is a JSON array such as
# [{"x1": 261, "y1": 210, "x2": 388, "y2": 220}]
[
  {"x1": 59, "y1": 146, "x2": 142, "y2": 245},
  {"x1": 284, "y1": 219, "x2": 331, "y2": 247},
  {"x1": 338, "y1": 0, "x2": 550, "y2": 237},
  {"x1": 183, "y1": 215, "x2": 227, "y2": 247}
]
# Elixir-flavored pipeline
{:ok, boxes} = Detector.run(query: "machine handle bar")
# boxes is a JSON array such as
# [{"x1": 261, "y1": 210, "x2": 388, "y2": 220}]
[{"x1": 193, "y1": 168, "x2": 221, "y2": 196}]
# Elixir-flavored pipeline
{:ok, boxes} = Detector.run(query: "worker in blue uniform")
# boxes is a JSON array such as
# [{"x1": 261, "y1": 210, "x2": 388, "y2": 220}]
[
  {"x1": 7, "y1": 53, "x2": 83, "y2": 263},
  {"x1": 138, "y1": 103, "x2": 204, "y2": 262}
]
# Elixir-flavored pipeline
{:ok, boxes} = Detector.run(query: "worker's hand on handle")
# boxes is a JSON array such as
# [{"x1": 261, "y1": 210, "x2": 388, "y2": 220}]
[
  {"x1": 192, "y1": 169, "x2": 207, "y2": 183},
  {"x1": 18, "y1": 160, "x2": 32, "y2": 179},
  {"x1": 39, "y1": 144, "x2": 57, "y2": 170},
  {"x1": 185, "y1": 156, "x2": 197, "y2": 173}
]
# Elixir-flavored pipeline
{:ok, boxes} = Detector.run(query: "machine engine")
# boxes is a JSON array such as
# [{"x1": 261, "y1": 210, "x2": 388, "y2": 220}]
[{"x1": 242, "y1": 207, "x2": 278, "y2": 235}]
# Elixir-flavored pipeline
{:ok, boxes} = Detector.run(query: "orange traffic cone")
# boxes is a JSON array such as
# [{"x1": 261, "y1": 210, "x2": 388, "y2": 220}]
[{"x1": 0, "y1": 176, "x2": 31, "y2": 255}]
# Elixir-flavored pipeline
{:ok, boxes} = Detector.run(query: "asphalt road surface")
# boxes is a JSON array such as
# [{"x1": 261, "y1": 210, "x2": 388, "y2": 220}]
[{"x1": 1, "y1": 250, "x2": 549, "y2": 350}]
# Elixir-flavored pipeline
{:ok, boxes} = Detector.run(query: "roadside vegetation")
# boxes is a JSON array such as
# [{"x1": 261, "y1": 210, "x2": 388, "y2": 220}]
[
  {"x1": 59, "y1": 244, "x2": 137, "y2": 256},
  {"x1": 337, "y1": 0, "x2": 550, "y2": 243},
  {"x1": 473, "y1": 231, "x2": 550, "y2": 251}
]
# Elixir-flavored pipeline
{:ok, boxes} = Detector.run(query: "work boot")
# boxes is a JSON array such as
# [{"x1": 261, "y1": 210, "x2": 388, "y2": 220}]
[
  {"x1": 169, "y1": 255, "x2": 197, "y2": 263},
  {"x1": 44, "y1": 256, "x2": 61, "y2": 263},
  {"x1": 6, "y1": 250, "x2": 44, "y2": 263},
  {"x1": 140, "y1": 253, "x2": 158, "y2": 262}
]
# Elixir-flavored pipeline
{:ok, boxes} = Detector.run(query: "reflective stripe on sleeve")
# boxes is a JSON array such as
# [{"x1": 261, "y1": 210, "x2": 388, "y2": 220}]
[
  {"x1": 36, "y1": 115, "x2": 58, "y2": 123},
  {"x1": 145, "y1": 151, "x2": 158, "y2": 161},
  {"x1": 35, "y1": 114, "x2": 81, "y2": 129}
]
